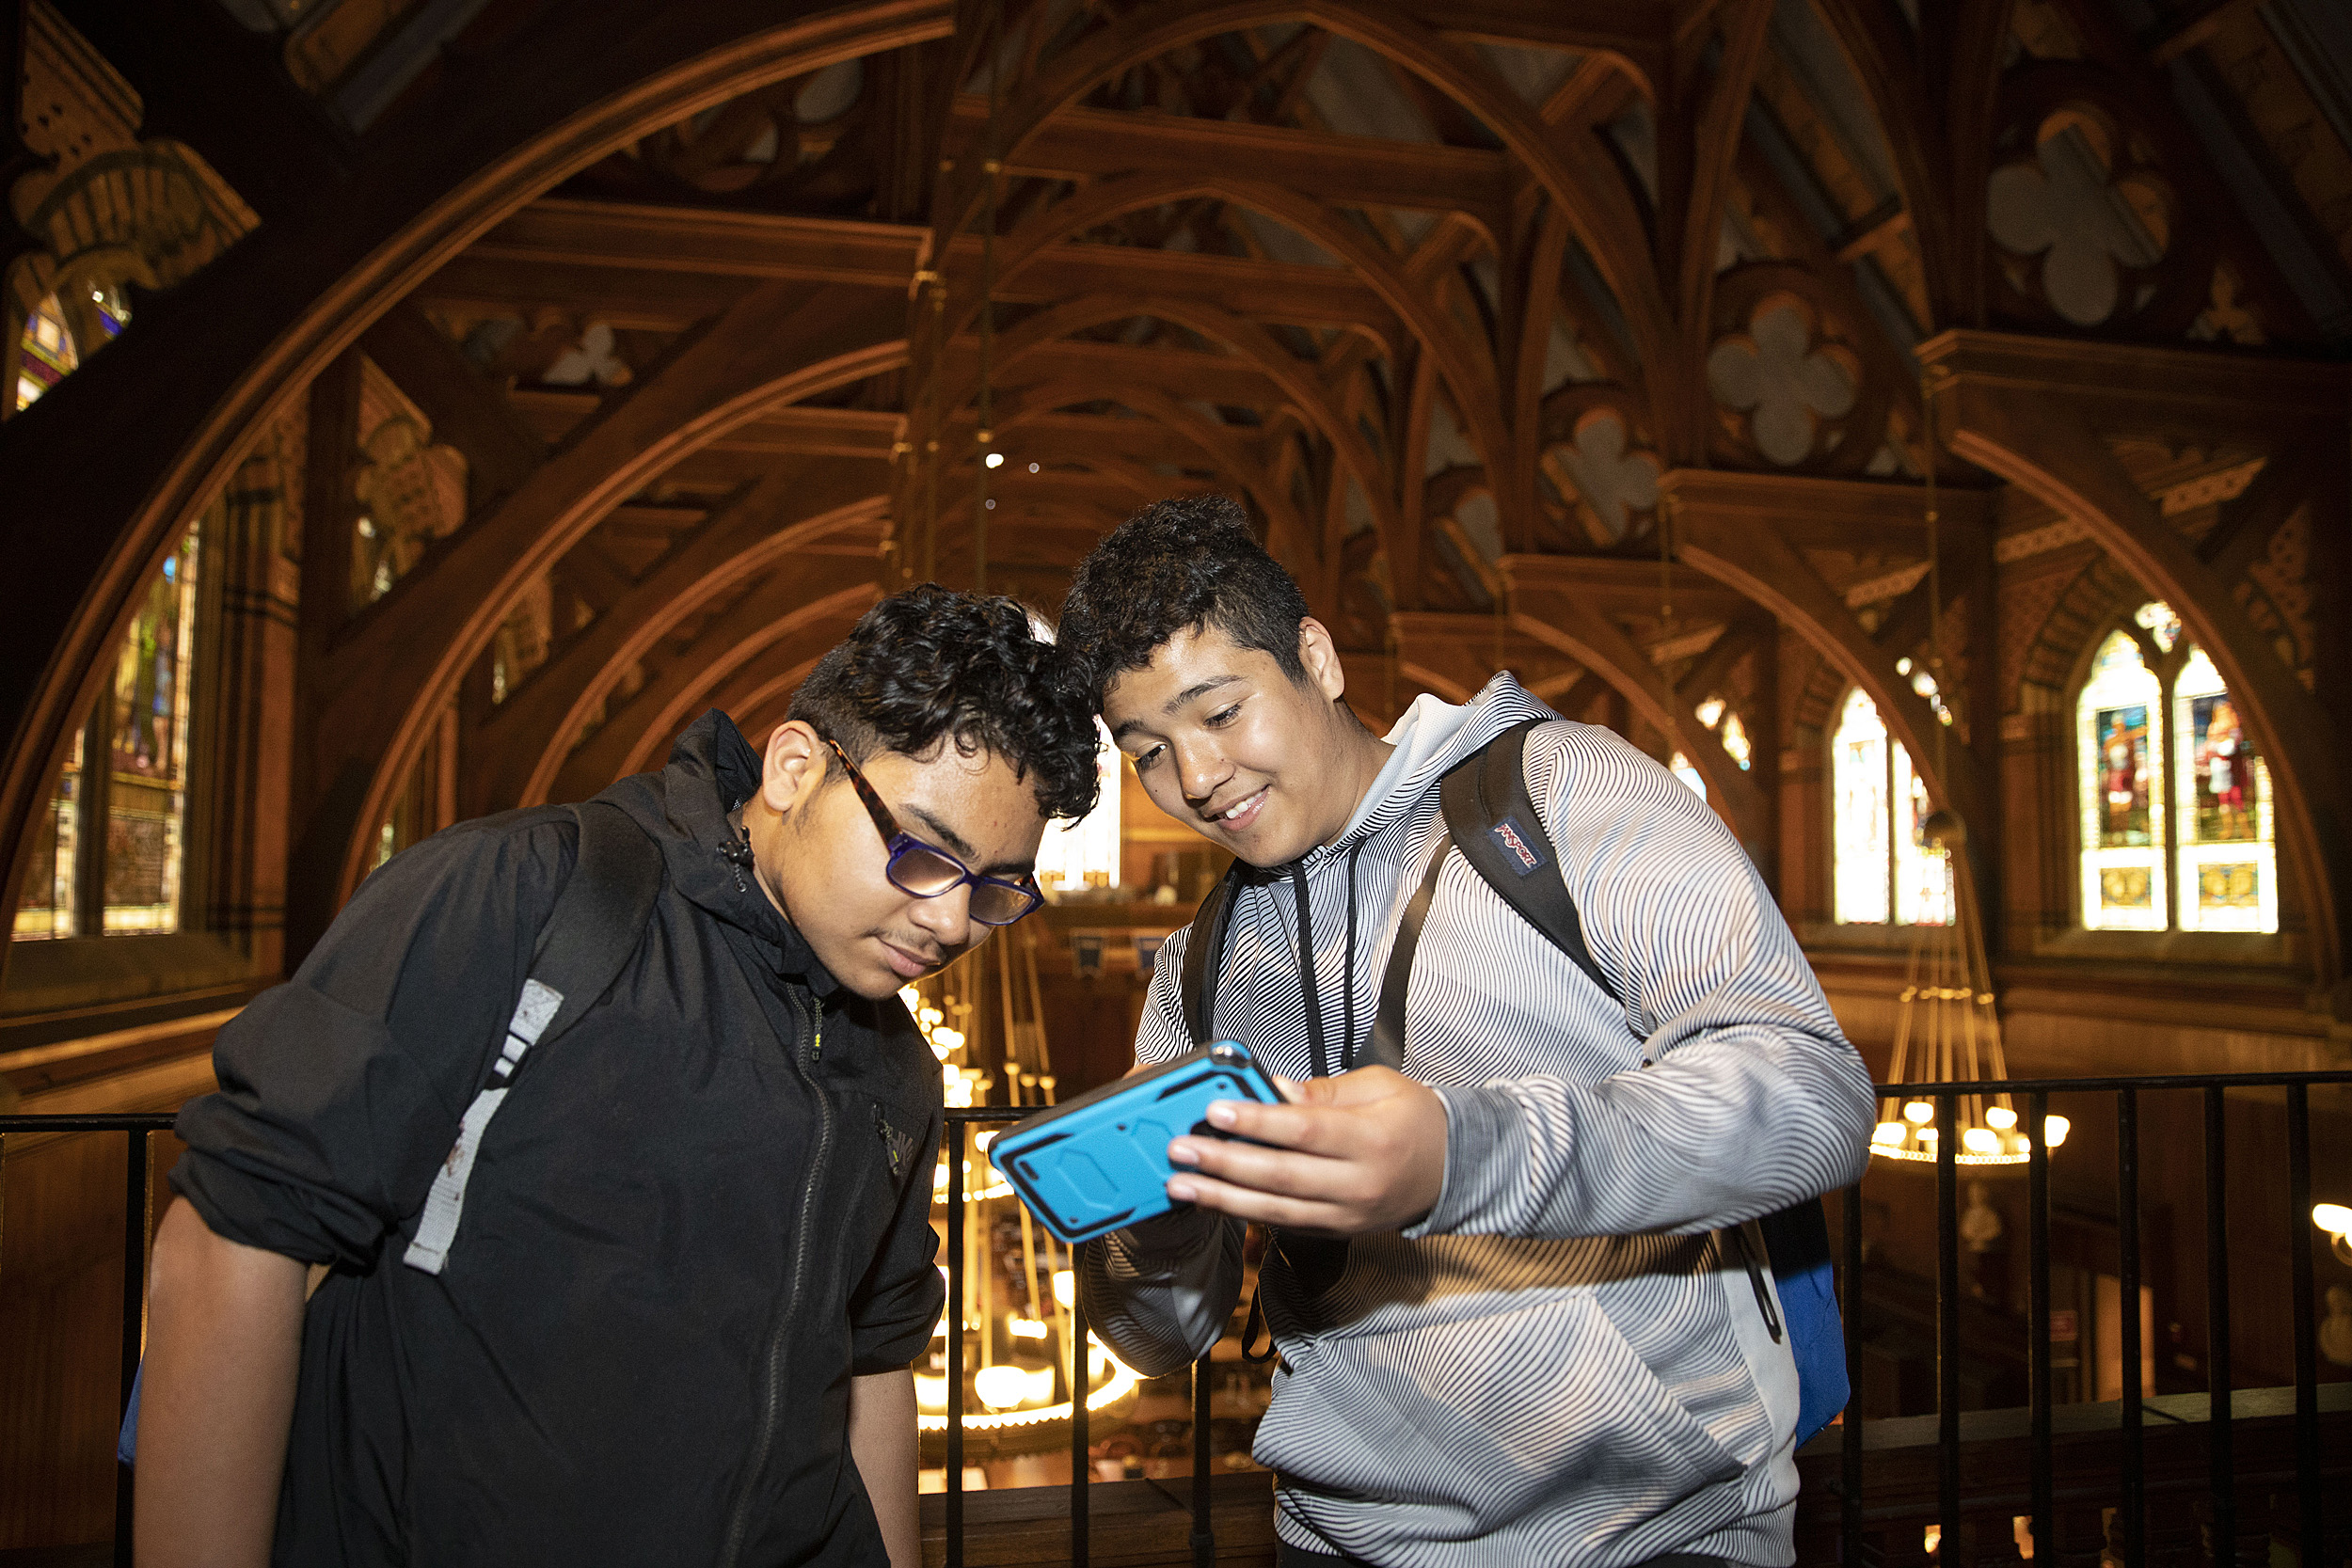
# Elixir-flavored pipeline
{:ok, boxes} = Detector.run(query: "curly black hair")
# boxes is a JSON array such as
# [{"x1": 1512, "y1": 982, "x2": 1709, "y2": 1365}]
[
  {"x1": 788, "y1": 586, "x2": 1099, "y2": 821},
  {"x1": 1056, "y1": 495, "x2": 1310, "y2": 710}
]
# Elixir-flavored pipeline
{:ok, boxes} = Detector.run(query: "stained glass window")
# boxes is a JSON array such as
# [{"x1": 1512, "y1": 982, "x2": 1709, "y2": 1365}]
[
  {"x1": 1669, "y1": 752, "x2": 1708, "y2": 800},
  {"x1": 2076, "y1": 627, "x2": 2165, "y2": 930},
  {"x1": 11, "y1": 728, "x2": 83, "y2": 940},
  {"x1": 102, "y1": 530, "x2": 201, "y2": 932},
  {"x1": 14, "y1": 284, "x2": 130, "y2": 412},
  {"x1": 1832, "y1": 688, "x2": 1948, "y2": 927},
  {"x1": 2073, "y1": 604, "x2": 2274, "y2": 936}
]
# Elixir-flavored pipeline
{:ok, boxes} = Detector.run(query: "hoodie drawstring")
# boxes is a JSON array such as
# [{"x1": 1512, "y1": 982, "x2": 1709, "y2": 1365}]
[
  {"x1": 1287, "y1": 863, "x2": 1333, "y2": 1082},
  {"x1": 1290, "y1": 841, "x2": 1371, "y2": 1081}
]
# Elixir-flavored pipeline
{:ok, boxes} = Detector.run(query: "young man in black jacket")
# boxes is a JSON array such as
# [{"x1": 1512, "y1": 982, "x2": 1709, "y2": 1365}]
[{"x1": 136, "y1": 588, "x2": 1100, "y2": 1568}]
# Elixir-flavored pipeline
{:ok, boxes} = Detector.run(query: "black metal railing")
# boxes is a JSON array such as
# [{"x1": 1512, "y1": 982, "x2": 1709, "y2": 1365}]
[
  {"x1": 7, "y1": 1070, "x2": 2349, "y2": 1567},
  {"x1": 1844, "y1": 1070, "x2": 2350, "y2": 1568},
  {"x1": 0, "y1": 1110, "x2": 177, "y2": 1568}
]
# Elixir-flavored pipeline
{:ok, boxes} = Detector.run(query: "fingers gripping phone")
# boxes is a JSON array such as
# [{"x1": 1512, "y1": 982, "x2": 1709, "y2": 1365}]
[{"x1": 987, "y1": 1041, "x2": 1287, "y2": 1243}]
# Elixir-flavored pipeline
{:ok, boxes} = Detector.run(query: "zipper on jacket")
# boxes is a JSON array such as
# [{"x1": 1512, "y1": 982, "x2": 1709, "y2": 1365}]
[{"x1": 719, "y1": 986, "x2": 835, "y2": 1567}]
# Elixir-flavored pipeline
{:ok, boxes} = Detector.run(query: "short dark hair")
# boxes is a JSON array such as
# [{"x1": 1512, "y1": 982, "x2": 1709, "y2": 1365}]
[
  {"x1": 789, "y1": 586, "x2": 1099, "y2": 821},
  {"x1": 1057, "y1": 495, "x2": 1310, "y2": 709}
]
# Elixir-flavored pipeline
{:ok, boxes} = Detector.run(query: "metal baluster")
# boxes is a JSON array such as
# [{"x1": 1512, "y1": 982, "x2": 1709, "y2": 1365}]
[
  {"x1": 2027, "y1": 1090, "x2": 2052, "y2": 1564},
  {"x1": 115, "y1": 1127, "x2": 151, "y2": 1568},
  {"x1": 1843, "y1": 1180, "x2": 1865, "y2": 1568},
  {"x1": 1072, "y1": 1240, "x2": 1089, "y2": 1568},
  {"x1": 1192, "y1": 1354, "x2": 1214, "y2": 1568},
  {"x1": 1936, "y1": 1092, "x2": 1959, "y2": 1558},
  {"x1": 947, "y1": 1121, "x2": 965, "y2": 1568},
  {"x1": 2204, "y1": 1085, "x2": 2232, "y2": 1555},
  {"x1": 2285, "y1": 1084, "x2": 2325, "y2": 1568},
  {"x1": 2119, "y1": 1086, "x2": 2144, "y2": 1568}
]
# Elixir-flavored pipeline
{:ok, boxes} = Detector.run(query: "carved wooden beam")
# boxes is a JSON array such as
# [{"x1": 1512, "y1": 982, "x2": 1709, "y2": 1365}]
[
  {"x1": 0, "y1": 0, "x2": 954, "y2": 973},
  {"x1": 476, "y1": 472, "x2": 890, "y2": 815},
  {"x1": 555, "y1": 570, "x2": 881, "y2": 799},
  {"x1": 1500, "y1": 556, "x2": 1768, "y2": 844},
  {"x1": 310, "y1": 282, "x2": 907, "y2": 915},
  {"x1": 358, "y1": 302, "x2": 547, "y2": 513},
  {"x1": 1657, "y1": 468, "x2": 1991, "y2": 844},
  {"x1": 944, "y1": 97, "x2": 1513, "y2": 228}
]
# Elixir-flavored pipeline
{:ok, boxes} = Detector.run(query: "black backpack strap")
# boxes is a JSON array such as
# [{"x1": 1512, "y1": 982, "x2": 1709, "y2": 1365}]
[
  {"x1": 1366, "y1": 824, "x2": 1452, "y2": 1071},
  {"x1": 524, "y1": 800, "x2": 667, "y2": 1056},
  {"x1": 1179, "y1": 862, "x2": 1248, "y2": 1046},
  {"x1": 1440, "y1": 717, "x2": 1620, "y2": 1009},
  {"x1": 404, "y1": 800, "x2": 663, "y2": 1275}
]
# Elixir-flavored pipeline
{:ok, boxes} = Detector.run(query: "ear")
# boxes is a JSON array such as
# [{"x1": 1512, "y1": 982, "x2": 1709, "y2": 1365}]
[
  {"x1": 1296, "y1": 617, "x2": 1347, "y2": 702},
  {"x1": 761, "y1": 721, "x2": 830, "y2": 816}
]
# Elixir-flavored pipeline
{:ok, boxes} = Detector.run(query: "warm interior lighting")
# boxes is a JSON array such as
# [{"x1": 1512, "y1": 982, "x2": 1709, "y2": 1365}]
[
  {"x1": 1963, "y1": 1128, "x2": 1999, "y2": 1156},
  {"x1": 984, "y1": 451, "x2": 1004, "y2": 468},
  {"x1": 972, "y1": 1365, "x2": 1026, "y2": 1409},
  {"x1": 1008, "y1": 1316, "x2": 1048, "y2": 1340},
  {"x1": 1904, "y1": 1101, "x2": 1934, "y2": 1125},
  {"x1": 1052, "y1": 1269, "x2": 1074, "y2": 1308},
  {"x1": 915, "y1": 1373, "x2": 947, "y2": 1410},
  {"x1": 2042, "y1": 1116, "x2": 2070, "y2": 1148},
  {"x1": 1872, "y1": 1121, "x2": 1906, "y2": 1147},
  {"x1": 1985, "y1": 1105, "x2": 2017, "y2": 1130}
]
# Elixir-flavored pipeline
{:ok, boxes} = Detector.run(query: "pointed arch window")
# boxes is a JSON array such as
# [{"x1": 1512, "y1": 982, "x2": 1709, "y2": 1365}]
[
  {"x1": 2076, "y1": 603, "x2": 2277, "y2": 933},
  {"x1": 1832, "y1": 688, "x2": 1949, "y2": 926},
  {"x1": 13, "y1": 526, "x2": 201, "y2": 940}
]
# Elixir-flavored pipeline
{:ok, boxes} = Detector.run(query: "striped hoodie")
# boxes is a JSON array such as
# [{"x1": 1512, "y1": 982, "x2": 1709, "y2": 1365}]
[{"x1": 1080, "y1": 674, "x2": 1874, "y2": 1567}]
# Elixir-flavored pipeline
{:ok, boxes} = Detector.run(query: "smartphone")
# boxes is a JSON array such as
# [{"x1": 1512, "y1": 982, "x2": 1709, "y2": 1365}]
[{"x1": 987, "y1": 1041, "x2": 1286, "y2": 1243}]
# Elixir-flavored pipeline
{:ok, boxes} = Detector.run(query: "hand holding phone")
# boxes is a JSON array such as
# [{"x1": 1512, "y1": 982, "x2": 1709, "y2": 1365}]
[{"x1": 987, "y1": 1042, "x2": 1287, "y2": 1243}]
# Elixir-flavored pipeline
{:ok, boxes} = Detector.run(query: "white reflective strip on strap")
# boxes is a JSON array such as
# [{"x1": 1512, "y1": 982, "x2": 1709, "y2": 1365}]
[
  {"x1": 402, "y1": 1087, "x2": 508, "y2": 1275},
  {"x1": 401, "y1": 979, "x2": 564, "y2": 1275},
  {"x1": 509, "y1": 978, "x2": 562, "y2": 1047}
]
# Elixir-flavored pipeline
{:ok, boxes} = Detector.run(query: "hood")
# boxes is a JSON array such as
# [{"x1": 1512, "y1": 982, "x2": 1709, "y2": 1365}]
[
  {"x1": 597, "y1": 708, "x2": 843, "y2": 996},
  {"x1": 1327, "y1": 673, "x2": 1557, "y2": 851}
]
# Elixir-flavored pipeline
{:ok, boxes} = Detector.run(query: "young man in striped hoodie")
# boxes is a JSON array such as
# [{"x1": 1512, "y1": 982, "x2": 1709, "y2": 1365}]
[{"x1": 1056, "y1": 497, "x2": 1874, "y2": 1568}]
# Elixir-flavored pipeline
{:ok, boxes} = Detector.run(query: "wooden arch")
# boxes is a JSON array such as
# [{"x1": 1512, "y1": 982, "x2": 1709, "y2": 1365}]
[{"x1": 0, "y1": 0, "x2": 955, "y2": 972}]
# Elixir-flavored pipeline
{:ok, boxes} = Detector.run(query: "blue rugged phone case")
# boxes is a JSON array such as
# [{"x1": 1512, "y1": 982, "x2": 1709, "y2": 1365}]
[{"x1": 988, "y1": 1041, "x2": 1285, "y2": 1243}]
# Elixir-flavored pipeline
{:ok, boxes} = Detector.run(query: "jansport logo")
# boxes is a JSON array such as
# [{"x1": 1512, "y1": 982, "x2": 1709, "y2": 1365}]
[{"x1": 1489, "y1": 816, "x2": 1545, "y2": 876}]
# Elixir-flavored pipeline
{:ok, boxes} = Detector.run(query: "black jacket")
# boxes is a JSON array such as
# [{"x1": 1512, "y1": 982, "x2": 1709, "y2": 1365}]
[{"x1": 173, "y1": 712, "x2": 946, "y2": 1567}]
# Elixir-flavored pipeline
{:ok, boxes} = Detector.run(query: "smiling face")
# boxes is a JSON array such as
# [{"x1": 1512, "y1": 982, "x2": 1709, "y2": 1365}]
[
  {"x1": 746, "y1": 721, "x2": 1049, "y2": 999},
  {"x1": 1104, "y1": 619, "x2": 1391, "y2": 868}
]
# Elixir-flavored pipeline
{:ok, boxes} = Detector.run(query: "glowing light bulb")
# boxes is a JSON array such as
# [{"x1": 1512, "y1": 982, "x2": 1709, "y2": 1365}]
[
  {"x1": 932, "y1": 1027, "x2": 964, "y2": 1053},
  {"x1": 1903, "y1": 1101, "x2": 1935, "y2": 1125},
  {"x1": 2042, "y1": 1116, "x2": 2070, "y2": 1148},
  {"x1": 1052, "y1": 1270, "x2": 1075, "y2": 1308},
  {"x1": 985, "y1": 451, "x2": 1005, "y2": 468},
  {"x1": 919, "y1": 1006, "x2": 945, "y2": 1028},
  {"x1": 1009, "y1": 1316, "x2": 1048, "y2": 1339},
  {"x1": 1027, "y1": 461, "x2": 1041, "y2": 473},
  {"x1": 975, "y1": 1131, "x2": 995, "y2": 1152},
  {"x1": 1872, "y1": 1122, "x2": 1906, "y2": 1147},
  {"x1": 1985, "y1": 1105, "x2": 2017, "y2": 1131},
  {"x1": 2313, "y1": 1203, "x2": 2352, "y2": 1237},
  {"x1": 914, "y1": 1373, "x2": 947, "y2": 1410},
  {"x1": 974, "y1": 1365, "x2": 1025, "y2": 1409},
  {"x1": 898, "y1": 985, "x2": 921, "y2": 1010},
  {"x1": 1963, "y1": 1128, "x2": 1999, "y2": 1156}
]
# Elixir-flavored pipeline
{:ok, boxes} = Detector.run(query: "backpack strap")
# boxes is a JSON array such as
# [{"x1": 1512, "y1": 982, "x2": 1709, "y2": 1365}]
[
  {"x1": 1179, "y1": 861, "x2": 1248, "y2": 1046},
  {"x1": 1440, "y1": 717, "x2": 1621, "y2": 1009},
  {"x1": 405, "y1": 800, "x2": 664, "y2": 1275}
]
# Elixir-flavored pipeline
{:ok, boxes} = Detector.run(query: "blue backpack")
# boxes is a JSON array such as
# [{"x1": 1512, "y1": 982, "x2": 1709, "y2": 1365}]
[{"x1": 1181, "y1": 717, "x2": 1851, "y2": 1447}]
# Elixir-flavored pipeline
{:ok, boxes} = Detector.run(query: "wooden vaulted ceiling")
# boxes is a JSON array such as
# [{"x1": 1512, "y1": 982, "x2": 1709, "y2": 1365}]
[{"x1": 4, "y1": 0, "x2": 2352, "y2": 968}]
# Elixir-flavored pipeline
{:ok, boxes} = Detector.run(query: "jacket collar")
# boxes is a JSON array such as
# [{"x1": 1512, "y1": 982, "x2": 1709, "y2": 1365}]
[{"x1": 608, "y1": 708, "x2": 845, "y2": 997}]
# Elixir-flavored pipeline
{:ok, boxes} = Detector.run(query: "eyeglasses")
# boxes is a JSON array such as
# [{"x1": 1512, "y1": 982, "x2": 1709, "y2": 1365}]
[{"x1": 823, "y1": 736, "x2": 1044, "y2": 927}]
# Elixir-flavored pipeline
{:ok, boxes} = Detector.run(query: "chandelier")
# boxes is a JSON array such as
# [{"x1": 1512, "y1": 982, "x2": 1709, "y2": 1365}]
[
  {"x1": 1868, "y1": 813, "x2": 2068, "y2": 1166},
  {"x1": 898, "y1": 929, "x2": 1144, "y2": 1456}
]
